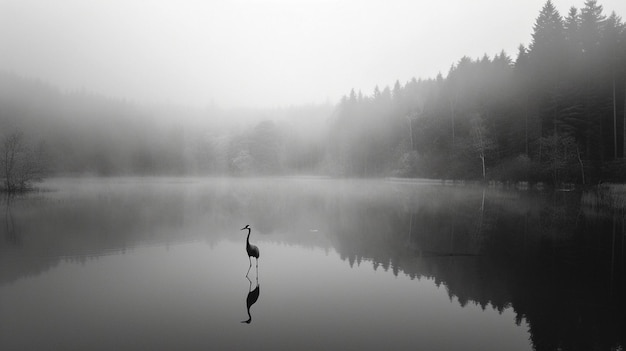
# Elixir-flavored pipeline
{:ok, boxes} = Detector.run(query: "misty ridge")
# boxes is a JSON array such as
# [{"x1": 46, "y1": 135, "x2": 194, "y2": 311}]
[
  {"x1": 1, "y1": 0, "x2": 626, "y2": 186},
  {"x1": 0, "y1": 71, "x2": 331, "y2": 177}
]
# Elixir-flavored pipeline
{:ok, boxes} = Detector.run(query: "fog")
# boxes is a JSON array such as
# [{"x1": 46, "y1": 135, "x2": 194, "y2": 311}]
[
  {"x1": 3, "y1": 0, "x2": 625, "y2": 108},
  {"x1": 0, "y1": 71, "x2": 333, "y2": 176},
  {"x1": 3, "y1": 2, "x2": 626, "y2": 348},
  {"x1": 2, "y1": 0, "x2": 626, "y2": 181}
]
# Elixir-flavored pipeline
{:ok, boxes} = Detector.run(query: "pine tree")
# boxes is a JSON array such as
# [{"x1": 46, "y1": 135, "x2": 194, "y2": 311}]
[{"x1": 528, "y1": 1, "x2": 567, "y2": 167}]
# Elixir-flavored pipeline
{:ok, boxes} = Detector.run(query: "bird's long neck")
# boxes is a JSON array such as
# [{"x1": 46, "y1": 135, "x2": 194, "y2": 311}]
[{"x1": 246, "y1": 229, "x2": 252, "y2": 247}]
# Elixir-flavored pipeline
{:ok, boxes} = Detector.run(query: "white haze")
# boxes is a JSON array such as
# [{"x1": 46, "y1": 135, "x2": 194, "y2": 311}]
[{"x1": 1, "y1": 0, "x2": 626, "y2": 109}]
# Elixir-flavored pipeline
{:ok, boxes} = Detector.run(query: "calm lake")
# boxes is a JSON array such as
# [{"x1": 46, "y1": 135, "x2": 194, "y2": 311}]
[{"x1": 1, "y1": 177, "x2": 624, "y2": 351}]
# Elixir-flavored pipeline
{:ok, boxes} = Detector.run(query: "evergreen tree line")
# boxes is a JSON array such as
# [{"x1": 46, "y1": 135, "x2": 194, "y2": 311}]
[{"x1": 328, "y1": 0, "x2": 626, "y2": 185}]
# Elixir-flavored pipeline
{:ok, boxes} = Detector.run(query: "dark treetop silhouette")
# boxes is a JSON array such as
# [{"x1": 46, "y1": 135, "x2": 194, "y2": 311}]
[
  {"x1": 240, "y1": 225, "x2": 260, "y2": 271},
  {"x1": 241, "y1": 275, "x2": 260, "y2": 324}
]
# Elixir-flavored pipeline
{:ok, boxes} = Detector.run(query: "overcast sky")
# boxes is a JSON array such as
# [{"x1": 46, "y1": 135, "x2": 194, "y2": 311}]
[{"x1": 1, "y1": 0, "x2": 625, "y2": 108}]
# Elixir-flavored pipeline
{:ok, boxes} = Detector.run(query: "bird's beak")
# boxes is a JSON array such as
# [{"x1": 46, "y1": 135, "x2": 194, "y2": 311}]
[{"x1": 240, "y1": 226, "x2": 246, "y2": 230}]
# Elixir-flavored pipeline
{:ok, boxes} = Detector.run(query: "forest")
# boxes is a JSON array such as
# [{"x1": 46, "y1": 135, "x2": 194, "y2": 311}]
[
  {"x1": 330, "y1": 0, "x2": 626, "y2": 184},
  {"x1": 0, "y1": 71, "x2": 331, "y2": 179},
  {"x1": 1, "y1": 0, "x2": 625, "y2": 186}
]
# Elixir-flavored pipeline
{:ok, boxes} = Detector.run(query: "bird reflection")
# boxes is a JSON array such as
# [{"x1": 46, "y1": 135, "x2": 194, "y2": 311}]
[{"x1": 241, "y1": 274, "x2": 260, "y2": 324}]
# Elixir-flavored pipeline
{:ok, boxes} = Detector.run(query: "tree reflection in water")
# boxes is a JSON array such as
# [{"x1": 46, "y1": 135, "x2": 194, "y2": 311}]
[
  {"x1": 3, "y1": 196, "x2": 20, "y2": 246},
  {"x1": 326, "y1": 186, "x2": 625, "y2": 351}
]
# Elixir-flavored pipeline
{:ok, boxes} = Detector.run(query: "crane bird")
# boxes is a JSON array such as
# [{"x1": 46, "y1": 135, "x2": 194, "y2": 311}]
[{"x1": 240, "y1": 225, "x2": 260, "y2": 270}]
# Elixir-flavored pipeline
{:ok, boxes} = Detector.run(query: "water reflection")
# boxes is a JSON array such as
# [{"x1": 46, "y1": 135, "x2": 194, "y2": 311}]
[
  {"x1": 242, "y1": 275, "x2": 260, "y2": 324},
  {"x1": 0, "y1": 178, "x2": 625, "y2": 350},
  {"x1": 3, "y1": 196, "x2": 19, "y2": 246},
  {"x1": 342, "y1": 186, "x2": 625, "y2": 351}
]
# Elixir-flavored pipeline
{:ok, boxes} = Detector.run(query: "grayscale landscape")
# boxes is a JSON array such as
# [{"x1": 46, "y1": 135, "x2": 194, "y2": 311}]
[{"x1": 1, "y1": 1, "x2": 626, "y2": 350}]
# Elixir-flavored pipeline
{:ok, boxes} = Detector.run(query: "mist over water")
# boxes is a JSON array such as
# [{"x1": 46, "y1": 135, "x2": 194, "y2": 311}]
[
  {"x1": 2, "y1": 1, "x2": 626, "y2": 350},
  {"x1": 1, "y1": 177, "x2": 624, "y2": 350}
]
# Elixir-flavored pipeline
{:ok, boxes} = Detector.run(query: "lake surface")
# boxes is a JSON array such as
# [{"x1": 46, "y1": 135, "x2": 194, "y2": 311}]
[{"x1": 1, "y1": 177, "x2": 624, "y2": 351}]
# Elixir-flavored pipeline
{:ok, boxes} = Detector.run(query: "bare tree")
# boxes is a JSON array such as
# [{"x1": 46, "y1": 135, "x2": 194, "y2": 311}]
[
  {"x1": 1, "y1": 131, "x2": 45, "y2": 192},
  {"x1": 469, "y1": 115, "x2": 495, "y2": 181}
]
